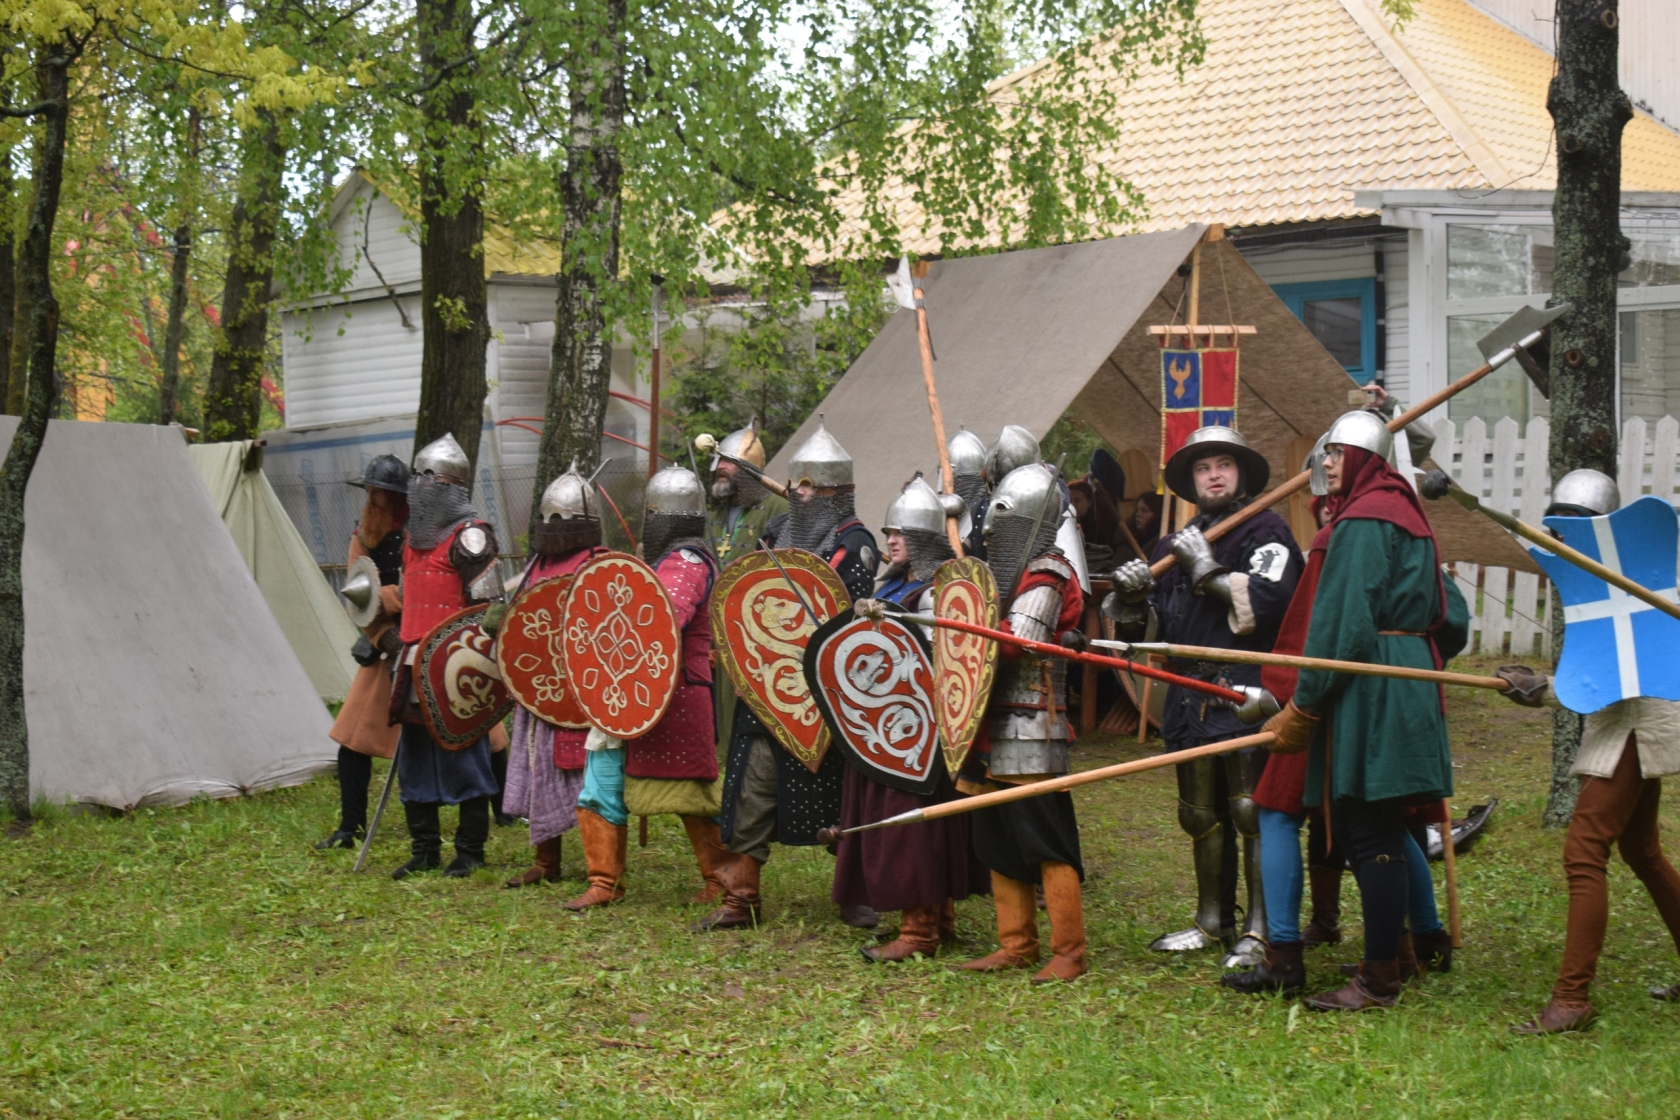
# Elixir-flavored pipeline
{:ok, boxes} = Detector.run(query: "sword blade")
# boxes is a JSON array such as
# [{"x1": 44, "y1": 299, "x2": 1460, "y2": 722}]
[{"x1": 353, "y1": 744, "x2": 400, "y2": 874}]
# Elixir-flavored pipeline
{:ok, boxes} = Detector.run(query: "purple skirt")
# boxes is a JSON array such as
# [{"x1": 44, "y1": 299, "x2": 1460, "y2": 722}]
[
  {"x1": 505, "y1": 707, "x2": 586, "y2": 845},
  {"x1": 831, "y1": 765, "x2": 992, "y2": 912}
]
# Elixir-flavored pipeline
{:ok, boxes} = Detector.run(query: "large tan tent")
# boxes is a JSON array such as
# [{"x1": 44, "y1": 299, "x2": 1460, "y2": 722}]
[{"x1": 768, "y1": 226, "x2": 1535, "y2": 574}]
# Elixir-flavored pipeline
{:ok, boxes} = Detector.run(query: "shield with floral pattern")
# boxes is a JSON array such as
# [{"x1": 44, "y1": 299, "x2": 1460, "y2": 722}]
[{"x1": 559, "y1": 552, "x2": 682, "y2": 738}]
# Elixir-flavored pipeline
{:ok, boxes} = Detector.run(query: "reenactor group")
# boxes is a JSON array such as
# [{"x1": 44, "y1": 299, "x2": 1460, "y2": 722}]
[{"x1": 316, "y1": 406, "x2": 1680, "y2": 1032}]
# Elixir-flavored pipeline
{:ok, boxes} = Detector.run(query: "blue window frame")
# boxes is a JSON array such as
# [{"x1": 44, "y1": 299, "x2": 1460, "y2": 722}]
[{"x1": 1271, "y1": 278, "x2": 1377, "y2": 383}]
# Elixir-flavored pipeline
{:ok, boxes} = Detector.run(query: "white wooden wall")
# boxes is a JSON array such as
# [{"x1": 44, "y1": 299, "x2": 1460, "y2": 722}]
[{"x1": 1433, "y1": 413, "x2": 1680, "y2": 660}]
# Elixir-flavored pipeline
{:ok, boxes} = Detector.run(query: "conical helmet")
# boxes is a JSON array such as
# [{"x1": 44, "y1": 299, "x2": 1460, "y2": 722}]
[
  {"x1": 645, "y1": 465, "x2": 706, "y2": 515},
  {"x1": 883, "y1": 474, "x2": 946, "y2": 536},
  {"x1": 412, "y1": 433, "x2": 470, "y2": 485},
  {"x1": 789, "y1": 420, "x2": 852, "y2": 488},
  {"x1": 948, "y1": 427, "x2": 987, "y2": 478},
  {"x1": 711, "y1": 419, "x2": 767, "y2": 472},
  {"x1": 984, "y1": 425, "x2": 1040, "y2": 485},
  {"x1": 539, "y1": 460, "x2": 597, "y2": 522}
]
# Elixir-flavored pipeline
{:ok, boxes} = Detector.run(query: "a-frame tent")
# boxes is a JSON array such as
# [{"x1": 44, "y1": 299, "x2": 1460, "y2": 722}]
[{"x1": 768, "y1": 226, "x2": 1534, "y2": 573}]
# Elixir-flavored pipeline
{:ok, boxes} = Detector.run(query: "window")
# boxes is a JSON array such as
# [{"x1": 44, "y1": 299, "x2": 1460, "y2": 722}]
[
  {"x1": 1621, "y1": 308, "x2": 1680, "y2": 422},
  {"x1": 1273, "y1": 278, "x2": 1377, "y2": 382},
  {"x1": 1447, "y1": 223, "x2": 1553, "y2": 299}
]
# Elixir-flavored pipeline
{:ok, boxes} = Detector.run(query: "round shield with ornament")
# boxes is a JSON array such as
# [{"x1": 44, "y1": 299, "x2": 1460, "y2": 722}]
[
  {"x1": 559, "y1": 552, "x2": 682, "y2": 739},
  {"x1": 417, "y1": 605, "x2": 516, "y2": 749},
  {"x1": 804, "y1": 612, "x2": 944, "y2": 795},
  {"x1": 496, "y1": 574, "x2": 590, "y2": 728},
  {"x1": 932, "y1": 557, "x2": 1000, "y2": 776}
]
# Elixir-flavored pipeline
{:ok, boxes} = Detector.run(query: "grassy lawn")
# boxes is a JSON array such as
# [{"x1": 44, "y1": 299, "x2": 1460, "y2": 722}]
[{"x1": 3, "y1": 654, "x2": 1679, "y2": 1118}]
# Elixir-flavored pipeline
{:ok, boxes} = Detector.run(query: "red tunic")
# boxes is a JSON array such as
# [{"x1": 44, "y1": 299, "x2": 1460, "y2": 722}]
[{"x1": 625, "y1": 547, "x2": 719, "y2": 780}]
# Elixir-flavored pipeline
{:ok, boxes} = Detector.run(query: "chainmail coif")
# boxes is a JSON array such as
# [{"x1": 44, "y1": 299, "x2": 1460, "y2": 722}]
[
  {"x1": 985, "y1": 514, "x2": 1061, "y2": 609},
  {"x1": 902, "y1": 527, "x2": 956, "y2": 582},
  {"x1": 776, "y1": 489, "x2": 856, "y2": 553},
  {"x1": 642, "y1": 511, "x2": 707, "y2": 564},
  {"x1": 407, "y1": 475, "x2": 478, "y2": 550}
]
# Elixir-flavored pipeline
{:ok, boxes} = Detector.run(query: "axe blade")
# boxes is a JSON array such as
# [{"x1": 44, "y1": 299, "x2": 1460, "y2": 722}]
[{"x1": 1476, "y1": 303, "x2": 1570, "y2": 399}]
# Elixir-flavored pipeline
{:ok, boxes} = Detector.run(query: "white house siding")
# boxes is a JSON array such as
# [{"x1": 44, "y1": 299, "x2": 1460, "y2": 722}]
[
  {"x1": 1238, "y1": 236, "x2": 1413, "y2": 404},
  {"x1": 281, "y1": 295, "x2": 424, "y2": 429},
  {"x1": 329, "y1": 178, "x2": 422, "y2": 299}
]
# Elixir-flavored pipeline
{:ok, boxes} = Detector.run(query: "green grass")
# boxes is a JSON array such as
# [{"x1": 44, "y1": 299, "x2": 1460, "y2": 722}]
[{"x1": 3, "y1": 655, "x2": 1680, "y2": 1118}]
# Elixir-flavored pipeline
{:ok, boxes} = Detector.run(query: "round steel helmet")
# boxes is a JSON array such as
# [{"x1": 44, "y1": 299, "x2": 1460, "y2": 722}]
[
  {"x1": 883, "y1": 474, "x2": 946, "y2": 535},
  {"x1": 984, "y1": 462, "x2": 1060, "y2": 531},
  {"x1": 984, "y1": 425, "x2": 1041, "y2": 484},
  {"x1": 789, "y1": 419, "x2": 853, "y2": 488},
  {"x1": 412, "y1": 433, "x2": 470, "y2": 484},
  {"x1": 539, "y1": 459, "x2": 597, "y2": 522},
  {"x1": 712, "y1": 419, "x2": 766, "y2": 472},
  {"x1": 1547, "y1": 468, "x2": 1620, "y2": 517},
  {"x1": 645, "y1": 464, "x2": 705, "y2": 515},
  {"x1": 1322, "y1": 410, "x2": 1393, "y2": 460},
  {"x1": 1163, "y1": 425, "x2": 1270, "y2": 503},
  {"x1": 948, "y1": 427, "x2": 987, "y2": 476},
  {"x1": 349, "y1": 453, "x2": 410, "y2": 494}
]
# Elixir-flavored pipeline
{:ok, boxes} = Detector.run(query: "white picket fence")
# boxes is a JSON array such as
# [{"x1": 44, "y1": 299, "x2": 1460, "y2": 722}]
[{"x1": 1432, "y1": 414, "x2": 1680, "y2": 659}]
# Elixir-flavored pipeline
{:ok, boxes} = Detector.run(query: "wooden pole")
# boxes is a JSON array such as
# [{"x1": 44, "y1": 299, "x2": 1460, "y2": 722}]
[
  {"x1": 1108, "y1": 641, "x2": 1513, "y2": 692},
  {"x1": 647, "y1": 279, "x2": 663, "y2": 484},
  {"x1": 1440, "y1": 798, "x2": 1463, "y2": 947},
  {"x1": 841, "y1": 732, "x2": 1276, "y2": 833},
  {"x1": 910, "y1": 268, "x2": 966, "y2": 555},
  {"x1": 1147, "y1": 350, "x2": 1546, "y2": 578}
]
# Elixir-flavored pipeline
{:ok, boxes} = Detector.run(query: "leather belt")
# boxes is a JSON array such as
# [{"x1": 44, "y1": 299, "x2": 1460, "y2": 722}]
[{"x1": 1377, "y1": 630, "x2": 1427, "y2": 637}]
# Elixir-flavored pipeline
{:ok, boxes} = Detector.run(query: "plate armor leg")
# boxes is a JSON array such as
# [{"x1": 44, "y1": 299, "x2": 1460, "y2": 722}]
[
  {"x1": 1222, "y1": 748, "x2": 1269, "y2": 968},
  {"x1": 1150, "y1": 756, "x2": 1226, "y2": 952}
]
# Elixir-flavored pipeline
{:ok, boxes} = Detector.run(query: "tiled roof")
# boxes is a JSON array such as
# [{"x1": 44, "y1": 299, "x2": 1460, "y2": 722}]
[{"x1": 829, "y1": 0, "x2": 1680, "y2": 256}]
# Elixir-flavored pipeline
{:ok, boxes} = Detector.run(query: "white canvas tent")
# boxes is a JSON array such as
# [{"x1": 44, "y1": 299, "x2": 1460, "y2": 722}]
[
  {"x1": 4, "y1": 418, "x2": 337, "y2": 809},
  {"x1": 191, "y1": 440, "x2": 359, "y2": 703},
  {"x1": 768, "y1": 227, "x2": 1535, "y2": 573}
]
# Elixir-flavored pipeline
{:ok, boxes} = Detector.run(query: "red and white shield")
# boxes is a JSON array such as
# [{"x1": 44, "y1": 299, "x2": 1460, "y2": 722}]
[
  {"x1": 496, "y1": 575, "x2": 590, "y2": 728},
  {"x1": 559, "y1": 552, "x2": 682, "y2": 739},
  {"x1": 710, "y1": 550, "x2": 851, "y2": 772},
  {"x1": 806, "y1": 614, "x2": 943, "y2": 795},
  {"x1": 932, "y1": 557, "x2": 1000, "y2": 775},
  {"x1": 418, "y1": 605, "x2": 516, "y2": 749}
]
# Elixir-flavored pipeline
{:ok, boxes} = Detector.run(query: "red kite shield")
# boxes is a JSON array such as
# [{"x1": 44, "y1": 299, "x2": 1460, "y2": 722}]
[
  {"x1": 710, "y1": 550, "x2": 851, "y2": 771},
  {"x1": 932, "y1": 557, "x2": 1000, "y2": 775},
  {"x1": 805, "y1": 614, "x2": 944, "y2": 795},
  {"x1": 559, "y1": 552, "x2": 682, "y2": 739},
  {"x1": 418, "y1": 605, "x2": 516, "y2": 749},
  {"x1": 496, "y1": 575, "x2": 590, "y2": 728}
]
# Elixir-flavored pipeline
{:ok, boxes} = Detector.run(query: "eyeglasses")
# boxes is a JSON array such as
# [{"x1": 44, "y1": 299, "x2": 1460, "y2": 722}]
[{"x1": 1323, "y1": 446, "x2": 1346, "y2": 464}]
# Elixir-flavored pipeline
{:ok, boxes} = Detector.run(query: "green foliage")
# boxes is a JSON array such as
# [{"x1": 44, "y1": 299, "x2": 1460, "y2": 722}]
[
  {"x1": 1041, "y1": 412, "x2": 1121, "y2": 478},
  {"x1": 3, "y1": 659, "x2": 1680, "y2": 1116}
]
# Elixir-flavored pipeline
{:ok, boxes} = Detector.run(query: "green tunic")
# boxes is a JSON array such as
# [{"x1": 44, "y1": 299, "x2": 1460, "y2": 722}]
[
  {"x1": 708, "y1": 493, "x2": 790, "y2": 758},
  {"x1": 1295, "y1": 519, "x2": 1469, "y2": 806}
]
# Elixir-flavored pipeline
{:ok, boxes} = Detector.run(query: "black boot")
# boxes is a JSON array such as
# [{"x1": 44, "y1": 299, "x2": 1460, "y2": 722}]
[
  {"x1": 1412, "y1": 928, "x2": 1454, "y2": 973},
  {"x1": 1221, "y1": 941, "x2": 1305, "y2": 997},
  {"x1": 446, "y1": 797, "x2": 490, "y2": 877},
  {"x1": 392, "y1": 802, "x2": 442, "y2": 879},
  {"x1": 314, "y1": 828, "x2": 360, "y2": 851},
  {"x1": 318, "y1": 747, "x2": 373, "y2": 850},
  {"x1": 489, "y1": 747, "x2": 515, "y2": 826}
]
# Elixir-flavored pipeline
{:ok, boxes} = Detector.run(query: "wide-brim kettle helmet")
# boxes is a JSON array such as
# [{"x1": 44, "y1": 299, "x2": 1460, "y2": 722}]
[
  {"x1": 711, "y1": 418, "x2": 767, "y2": 473},
  {"x1": 789, "y1": 419, "x2": 852, "y2": 489},
  {"x1": 412, "y1": 433, "x2": 471, "y2": 486},
  {"x1": 349, "y1": 453, "x2": 410, "y2": 494},
  {"x1": 1163, "y1": 425, "x2": 1270, "y2": 504},
  {"x1": 1547, "y1": 468, "x2": 1620, "y2": 518},
  {"x1": 1321, "y1": 409, "x2": 1393, "y2": 462}
]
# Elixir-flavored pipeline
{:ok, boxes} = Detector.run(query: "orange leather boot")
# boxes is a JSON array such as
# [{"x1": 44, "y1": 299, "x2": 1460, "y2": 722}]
[
  {"x1": 563, "y1": 809, "x2": 627, "y2": 910},
  {"x1": 681, "y1": 815, "x2": 726, "y2": 904},
  {"x1": 862, "y1": 906, "x2": 942, "y2": 963},
  {"x1": 1032, "y1": 862, "x2": 1088, "y2": 982},
  {"x1": 962, "y1": 872, "x2": 1041, "y2": 971}
]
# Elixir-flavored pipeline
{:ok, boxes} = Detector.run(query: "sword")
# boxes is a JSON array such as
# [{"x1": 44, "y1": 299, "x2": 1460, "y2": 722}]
[
  {"x1": 837, "y1": 731, "x2": 1276, "y2": 834},
  {"x1": 354, "y1": 742, "x2": 399, "y2": 873},
  {"x1": 1418, "y1": 469, "x2": 1680, "y2": 623}
]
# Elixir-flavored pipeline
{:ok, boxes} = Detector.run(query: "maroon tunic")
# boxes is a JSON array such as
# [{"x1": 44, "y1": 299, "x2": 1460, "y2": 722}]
[
  {"x1": 626, "y1": 546, "x2": 719, "y2": 780},
  {"x1": 831, "y1": 767, "x2": 991, "y2": 912}
]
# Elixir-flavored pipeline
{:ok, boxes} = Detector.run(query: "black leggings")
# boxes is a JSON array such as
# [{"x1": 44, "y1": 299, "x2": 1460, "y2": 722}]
[
  {"x1": 1332, "y1": 797, "x2": 1411, "y2": 961},
  {"x1": 335, "y1": 746, "x2": 374, "y2": 834}
]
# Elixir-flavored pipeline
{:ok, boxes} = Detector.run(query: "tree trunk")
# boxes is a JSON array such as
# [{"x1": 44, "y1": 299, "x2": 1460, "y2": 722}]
[
  {"x1": 203, "y1": 112, "x2": 284, "y2": 444},
  {"x1": 1542, "y1": 0, "x2": 1632, "y2": 827},
  {"x1": 0, "y1": 45, "x2": 74, "y2": 820},
  {"x1": 531, "y1": 0, "x2": 626, "y2": 537},
  {"x1": 157, "y1": 108, "x2": 200, "y2": 426},
  {"x1": 0, "y1": 150, "x2": 15, "y2": 416},
  {"x1": 412, "y1": 0, "x2": 489, "y2": 476}
]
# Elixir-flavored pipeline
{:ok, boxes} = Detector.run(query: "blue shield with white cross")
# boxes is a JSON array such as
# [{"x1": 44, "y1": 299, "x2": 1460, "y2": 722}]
[{"x1": 1529, "y1": 495, "x2": 1680, "y2": 714}]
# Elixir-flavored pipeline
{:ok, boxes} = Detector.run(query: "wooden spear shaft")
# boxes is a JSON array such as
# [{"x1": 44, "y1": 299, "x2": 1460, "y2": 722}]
[
  {"x1": 840, "y1": 731, "x2": 1276, "y2": 834},
  {"x1": 1103, "y1": 640, "x2": 1513, "y2": 692},
  {"x1": 1440, "y1": 797, "x2": 1463, "y2": 948},
  {"x1": 912, "y1": 284, "x2": 966, "y2": 555},
  {"x1": 1147, "y1": 338, "x2": 1547, "y2": 578}
]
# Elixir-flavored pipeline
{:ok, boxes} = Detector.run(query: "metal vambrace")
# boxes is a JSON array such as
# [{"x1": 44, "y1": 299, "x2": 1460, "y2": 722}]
[
  {"x1": 1008, "y1": 584, "x2": 1062, "y2": 645},
  {"x1": 1197, "y1": 570, "x2": 1234, "y2": 606}
]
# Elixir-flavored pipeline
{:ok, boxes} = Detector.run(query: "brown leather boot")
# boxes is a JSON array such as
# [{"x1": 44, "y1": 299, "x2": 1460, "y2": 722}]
[
  {"x1": 1222, "y1": 940, "x2": 1305, "y2": 996},
  {"x1": 962, "y1": 872, "x2": 1041, "y2": 971},
  {"x1": 1653, "y1": 981, "x2": 1680, "y2": 1001},
  {"x1": 1413, "y1": 928, "x2": 1455, "y2": 973},
  {"x1": 505, "y1": 836, "x2": 562, "y2": 889},
  {"x1": 1032, "y1": 862, "x2": 1088, "y2": 983},
  {"x1": 681, "y1": 816, "x2": 725, "y2": 904},
  {"x1": 1304, "y1": 959, "x2": 1401, "y2": 1011},
  {"x1": 939, "y1": 897, "x2": 958, "y2": 945},
  {"x1": 692, "y1": 852, "x2": 763, "y2": 931},
  {"x1": 1511, "y1": 999, "x2": 1598, "y2": 1035},
  {"x1": 862, "y1": 906, "x2": 942, "y2": 963},
  {"x1": 1341, "y1": 932, "x2": 1426, "y2": 982},
  {"x1": 1301, "y1": 865, "x2": 1343, "y2": 947},
  {"x1": 562, "y1": 809, "x2": 627, "y2": 911}
]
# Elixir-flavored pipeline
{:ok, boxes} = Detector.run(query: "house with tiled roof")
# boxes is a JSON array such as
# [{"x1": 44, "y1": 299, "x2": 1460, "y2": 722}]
[{"x1": 833, "y1": 0, "x2": 1680, "y2": 433}]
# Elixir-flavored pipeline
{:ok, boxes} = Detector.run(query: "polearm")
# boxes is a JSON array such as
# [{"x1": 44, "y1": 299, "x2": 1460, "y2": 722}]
[
  {"x1": 1096, "y1": 639, "x2": 1515, "y2": 693},
  {"x1": 838, "y1": 731, "x2": 1276, "y2": 834},
  {"x1": 1419, "y1": 469, "x2": 1680, "y2": 624},
  {"x1": 889, "y1": 257, "x2": 966, "y2": 554},
  {"x1": 881, "y1": 608, "x2": 1246, "y2": 703},
  {"x1": 1147, "y1": 303, "x2": 1572, "y2": 578},
  {"x1": 354, "y1": 743, "x2": 399, "y2": 873}
]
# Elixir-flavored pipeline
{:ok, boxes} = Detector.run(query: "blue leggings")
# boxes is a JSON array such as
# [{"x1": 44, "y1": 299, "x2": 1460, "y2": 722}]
[
  {"x1": 1257, "y1": 807, "x2": 1442, "y2": 944},
  {"x1": 578, "y1": 747, "x2": 628, "y2": 826}
]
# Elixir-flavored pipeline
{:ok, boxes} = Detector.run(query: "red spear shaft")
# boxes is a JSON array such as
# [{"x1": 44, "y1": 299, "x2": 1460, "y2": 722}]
[{"x1": 884, "y1": 609, "x2": 1246, "y2": 703}]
